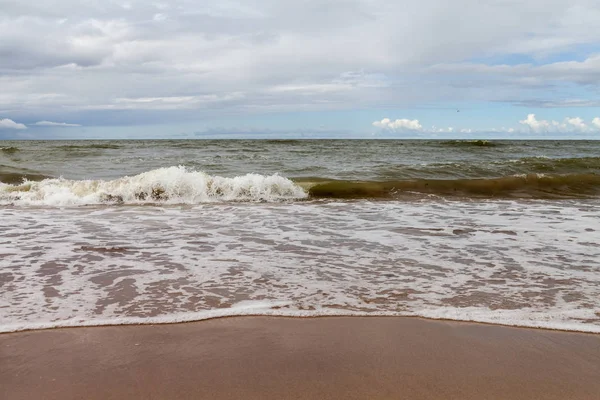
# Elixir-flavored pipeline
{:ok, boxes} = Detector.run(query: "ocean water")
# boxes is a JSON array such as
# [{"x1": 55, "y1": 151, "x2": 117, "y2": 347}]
[{"x1": 1, "y1": 140, "x2": 599, "y2": 333}]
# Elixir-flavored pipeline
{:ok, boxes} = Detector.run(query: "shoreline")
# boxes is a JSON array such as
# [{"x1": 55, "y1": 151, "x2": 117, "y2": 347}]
[
  {"x1": 3, "y1": 313, "x2": 600, "y2": 336},
  {"x1": 2, "y1": 316, "x2": 599, "y2": 400}
]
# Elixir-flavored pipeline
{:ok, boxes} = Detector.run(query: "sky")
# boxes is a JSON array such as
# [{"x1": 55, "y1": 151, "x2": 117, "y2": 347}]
[{"x1": 1, "y1": 0, "x2": 600, "y2": 139}]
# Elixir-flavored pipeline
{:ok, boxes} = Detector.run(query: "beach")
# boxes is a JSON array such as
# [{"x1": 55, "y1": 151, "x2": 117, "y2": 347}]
[
  {"x1": 2, "y1": 140, "x2": 600, "y2": 398},
  {"x1": 2, "y1": 316, "x2": 600, "y2": 400}
]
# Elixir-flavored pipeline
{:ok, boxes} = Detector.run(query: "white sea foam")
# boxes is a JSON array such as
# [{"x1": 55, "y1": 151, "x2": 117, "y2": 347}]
[
  {"x1": 0, "y1": 166, "x2": 307, "y2": 206},
  {"x1": 2, "y1": 307, "x2": 600, "y2": 334},
  {"x1": 1, "y1": 199, "x2": 599, "y2": 334}
]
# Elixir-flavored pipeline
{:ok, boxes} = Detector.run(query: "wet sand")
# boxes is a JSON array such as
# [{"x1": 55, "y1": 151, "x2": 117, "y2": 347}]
[{"x1": 1, "y1": 317, "x2": 599, "y2": 400}]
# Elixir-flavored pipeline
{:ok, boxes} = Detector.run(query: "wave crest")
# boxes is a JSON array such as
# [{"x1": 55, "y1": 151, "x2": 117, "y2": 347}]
[
  {"x1": 304, "y1": 173, "x2": 600, "y2": 199},
  {"x1": 0, "y1": 166, "x2": 308, "y2": 206}
]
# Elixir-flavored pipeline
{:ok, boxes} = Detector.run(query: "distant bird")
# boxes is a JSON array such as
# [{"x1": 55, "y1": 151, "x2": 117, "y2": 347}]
[{"x1": 457, "y1": 109, "x2": 460, "y2": 112}]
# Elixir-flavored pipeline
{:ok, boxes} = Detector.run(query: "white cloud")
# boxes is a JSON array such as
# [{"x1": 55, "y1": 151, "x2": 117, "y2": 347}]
[
  {"x1": 519, "y1": 114, "x2": 593, "y2": 133},
  {"x1": 33, "y1": 121, "x2": 81, "y2": 127},
  {"x1": 373, "y1": 118, "x2": 422, "y2": 131},
  {"x1": 431, "y1": 126, "x2": 455, "y2": 133},
  {"x1": 0, "y1": 118, "x2": 27, "y2": 130},
  {"x1": 519, "y1": 114, "x2": 552, "y2": 132},
  {"x1": 565, "y1": 117, "x2": 587, "y2": 131},
  {"x1": 371, "y1": 114, "x2": 597, "y2": 135}
]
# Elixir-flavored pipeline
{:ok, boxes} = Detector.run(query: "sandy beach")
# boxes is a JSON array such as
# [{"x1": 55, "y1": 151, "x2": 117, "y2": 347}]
[{"x1": 1, "y1": 316, "x2": 599, "y2": 400}]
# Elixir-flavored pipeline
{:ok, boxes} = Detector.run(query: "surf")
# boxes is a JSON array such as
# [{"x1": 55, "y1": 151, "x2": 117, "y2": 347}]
[{"x1": 0, "y1": 166, "x2": 307, "y2": 206}]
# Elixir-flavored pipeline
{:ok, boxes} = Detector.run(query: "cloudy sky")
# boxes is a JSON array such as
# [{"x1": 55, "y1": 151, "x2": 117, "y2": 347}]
[{"x1": 1, "y1": 0, "x2": 600, "y2": 139}]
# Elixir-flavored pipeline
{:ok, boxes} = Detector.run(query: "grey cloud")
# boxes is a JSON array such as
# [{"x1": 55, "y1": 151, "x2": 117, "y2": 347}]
[
  {"x1": 2, "y1": 0, "x2": 600, "y2": 125},
  {"x1": 431, "y1": 55, "x2": 600, "y2": 86},
  {"x1": 0, "y1": 17, "x2": 113, "y2": 70},
  {"x1": 509, "y1": 99, "x2": 600, "y2": 108}
]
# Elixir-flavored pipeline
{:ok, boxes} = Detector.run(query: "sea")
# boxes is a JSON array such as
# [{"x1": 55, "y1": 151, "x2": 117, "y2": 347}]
[{"x1": 1, "y1": 139, "x2": 599, "y2": 333}]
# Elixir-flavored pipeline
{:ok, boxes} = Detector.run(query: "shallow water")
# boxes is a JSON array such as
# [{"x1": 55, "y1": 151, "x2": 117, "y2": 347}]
[
  {"x1": 1, "y1": 140, "x2": 599, "y2": 332},
  {"x1": 2, "y1": 199, "x2": 599, "y2": 333}
]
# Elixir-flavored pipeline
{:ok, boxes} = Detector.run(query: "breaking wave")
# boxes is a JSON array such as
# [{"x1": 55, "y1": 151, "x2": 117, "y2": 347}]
[
  {"x1": 2, "y1": 166, "x2": 600, "y2": 206},
  {"x1": 0, "y1": 166, "x2": 307, "y2": 206}
]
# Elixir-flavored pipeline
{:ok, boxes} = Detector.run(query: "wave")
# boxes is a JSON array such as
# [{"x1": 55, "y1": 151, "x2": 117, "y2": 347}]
[
  {"x1": 259, "y1": 139, "x2": 304, "y2": 144},
  {"x1": 513, "y1": 156, "x2": 600, "y2": 173},
  {"x1": 374, "y1": 156, "x2": 600, "y2": 180},
  {"x1": 440, "y1": 140, "x2": 500, "y2": 148},
  {"x1": 0, "y1": 164, "x2": 52, "y2": 185},
  {"x1": 0, "y1": 166, "x2": 307, "y2": 206},
  {"x1": 1, "y1": 146, "x2": 19, "y2": 154},
  {"x1": 302, "y1": 173, "x2": 600, "y2": 199},
  {"x1": 57, "y1": 143, "x2": 122, "y2": 150},
  {"x1": 2, "y1": 166, "x2": 600, "y2": 206}
]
